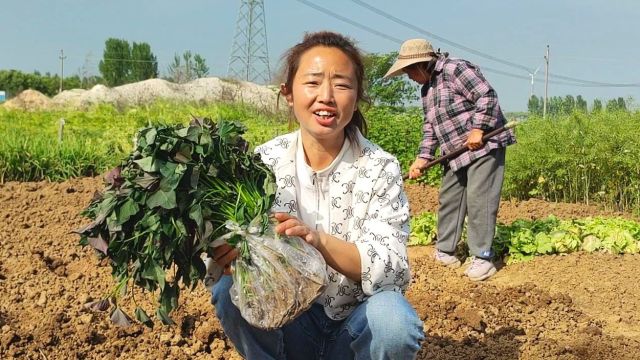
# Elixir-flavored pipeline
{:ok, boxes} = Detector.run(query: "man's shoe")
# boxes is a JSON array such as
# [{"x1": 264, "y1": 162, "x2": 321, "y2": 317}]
[
  {"x1": 434, "y1": 250, "x2": 461, "y2": 268},
  {"x1": 464, "y1": 257, "x2": 497, "y2": 281}
]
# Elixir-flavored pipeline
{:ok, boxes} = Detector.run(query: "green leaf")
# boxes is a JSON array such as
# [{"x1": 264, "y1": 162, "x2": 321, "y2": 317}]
[
  {"x1": 189, "y1": 203, "x2": 203, "y2": 232},
  {"x1": 132, "y1": 173, "x2": 158, "y2": 189},
  {"x1": 535, "y1": 233, "x2": 554, "y2": 254},
  {"x1": 146, "y1": 189, "x2": 176, "y2": 209},
  {"x1": 156, "y1": 308, "x2": 175, "y2": 326},
  {"x1": 142, "y1": 261, "x2": 166, "y2": 291},
  {"x1": 134, "y1": 157, "x2": 159, "y2": 172},
  {"x1": 581, "y1": 234, "x2": 601, "y2": 252},
  {"x1": 116, "y1": 198, "x2": 140, "y2": 225},
  {"x1": 145, "y1": 128, "x2": 157, "y2": 145},
  {"x1": 135, "y1": 307, "x2": 154, "y2": 328},
  {"x1": 174, "y1": 143, "x2": 192, "y2": 163}
]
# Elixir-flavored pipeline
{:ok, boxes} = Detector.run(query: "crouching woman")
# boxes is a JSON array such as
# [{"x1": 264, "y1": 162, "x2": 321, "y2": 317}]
[{"x1": 209, "y1": 31, "x2": 424, "y2": 360}]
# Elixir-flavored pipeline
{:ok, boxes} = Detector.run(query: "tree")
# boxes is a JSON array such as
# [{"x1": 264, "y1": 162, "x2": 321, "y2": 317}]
[
  {"x1": 592, "y1": 98, "x2": 603, "y2": 112},
  {"x1": 363, "y1": 52, "x2": 417, "y2": 107},
  {"x1": 0, "y1": 69, "x2": 97, "y2": 97},
  {"x1": 130, "y1": 42, "x2": 158, "y2": 82},
  {"x1": 527, "y1": 95, "x2": 542, "y2": 115},
  {"x1": 563, "y1": 95, "x2": 575, "y2": 114},
  {"x1": 616, "y1": 97, "x2": 627, "y2": 111},
  {"x1": 606, "y1": 99, "x2": 620, "y2": 112},
  {"x1": 166, "y1": 51, "x2": 210, "y2": 84},
  {"x1": 576, "y1": 95, "x2": 588, "y2": 113},
  {"x1": 99, "y1": 38, "x2": 132, "y2": 86},
  {"x1": 193, "y1": 54, "x2": 209, "y2": 78}
]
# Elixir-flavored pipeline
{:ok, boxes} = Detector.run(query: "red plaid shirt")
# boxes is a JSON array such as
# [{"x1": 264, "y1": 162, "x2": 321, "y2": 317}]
[{"x1": 419, "y1": 56, "x2": 515, "y2": 171}]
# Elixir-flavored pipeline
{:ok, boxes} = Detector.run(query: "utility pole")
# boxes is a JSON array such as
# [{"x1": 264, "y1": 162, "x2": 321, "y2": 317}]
[
  {"x1": 227, "y1": 0, "x2": 271, "y2": 84},
  {"x1": 59, "y1": 49, "x2": 67, "y2": 94},
  {"x1": 543, "y1": 45, "x2": 549, "y2": 118}
]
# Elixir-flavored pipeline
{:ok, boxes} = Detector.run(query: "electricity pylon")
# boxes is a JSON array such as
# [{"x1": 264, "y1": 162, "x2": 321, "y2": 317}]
[{"x1": 227, "y1": 0, "x2": 271, "y2": 84}]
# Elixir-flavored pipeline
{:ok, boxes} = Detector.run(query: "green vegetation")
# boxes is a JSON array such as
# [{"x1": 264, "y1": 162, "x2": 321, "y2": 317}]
[
  {"x1": 505, "y1": 110, "x2": 640, "y2": 213},
  {"x1": 0, "y1": 102, "x2": 289, "y2": 182},
  {"x1": 99, "y1": 38, "x2": 159, "y2": 86},
  {"x1": 1, "y1": 102, "x2": 639, "y2": 214},
  {"x1": 0, "y1": 69, "x2": 92, "y2": 98},
  {"x1": 363, "y1": 52, "x2": 418, "y2": 107},
  {"x1": 527, "y1": 94, "x2": 629, "y2": 116},
  {"x1": 410, "y1": 212, "x2": 640, "y2": 264}
]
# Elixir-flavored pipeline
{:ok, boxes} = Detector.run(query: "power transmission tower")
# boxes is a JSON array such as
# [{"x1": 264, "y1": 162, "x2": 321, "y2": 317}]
[
  {"x1": 227, "y1": 0, "x2": 271, "y2": 84},
  {"x1": 59, "y1": 49, "x2": 67, "y2": 93}
]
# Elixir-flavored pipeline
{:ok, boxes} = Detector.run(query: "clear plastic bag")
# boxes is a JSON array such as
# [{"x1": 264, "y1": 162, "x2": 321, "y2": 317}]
[{"x1": 212, "y1": 221, "x2": 328, "y2": 330}]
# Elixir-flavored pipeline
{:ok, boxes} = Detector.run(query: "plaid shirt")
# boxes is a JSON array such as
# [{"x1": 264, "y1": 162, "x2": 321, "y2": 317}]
[{"x1": 419, "y1": 56, "x2": 515, "y2": 172}]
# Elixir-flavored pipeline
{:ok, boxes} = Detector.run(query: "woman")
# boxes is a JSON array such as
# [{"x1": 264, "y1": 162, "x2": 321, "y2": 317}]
[
  {"x1": 209, "y1": 31, "x2": 424, "y2": 359},
  {"x1": 384, "y1": 38, "x2": 516, "y2": 281}
]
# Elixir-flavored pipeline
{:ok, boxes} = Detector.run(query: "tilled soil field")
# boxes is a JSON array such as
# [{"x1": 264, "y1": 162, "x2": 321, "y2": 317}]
[{"x1": 1, "y1": 177, "x2": 639, "y2": 359}]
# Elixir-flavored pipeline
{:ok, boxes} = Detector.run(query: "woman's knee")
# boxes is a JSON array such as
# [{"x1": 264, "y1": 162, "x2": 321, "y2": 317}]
[
  {"x1": 369, "y1": 292, "x2": 422, "y2": 333},
  {"x1": 351, "y1": 291, "x2": 424, "y2": 353}
]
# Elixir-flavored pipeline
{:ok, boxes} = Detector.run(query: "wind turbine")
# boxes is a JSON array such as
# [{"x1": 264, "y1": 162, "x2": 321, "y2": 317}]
[{"x1": 529, "y1": 64, "x2": 542, "y2": 98}]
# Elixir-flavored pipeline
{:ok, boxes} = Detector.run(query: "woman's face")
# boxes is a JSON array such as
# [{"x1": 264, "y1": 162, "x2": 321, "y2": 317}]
[
  {"x1": 284, "y1": 46, "x2": 358, "y2": 143},
  {"x1": 404, "y1": 65, "x2": 430, "y2": 85}
]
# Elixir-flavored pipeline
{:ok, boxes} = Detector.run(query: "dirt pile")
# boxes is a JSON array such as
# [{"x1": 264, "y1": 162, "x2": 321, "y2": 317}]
[
  {"x1": 2, "y1": 89, "x2": 53, "y2": 111},
  {"x1": 1, "y1": 77, "x2": 280, "y2": 111},
  {"x1": 0, "y1": 178, "x2": 639, "y2": 359}
]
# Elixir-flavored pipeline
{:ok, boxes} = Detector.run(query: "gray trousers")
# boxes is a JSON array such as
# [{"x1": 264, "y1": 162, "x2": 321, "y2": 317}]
[{"x1": 436, "y1": 147, "x2": 506, "y2": 259}]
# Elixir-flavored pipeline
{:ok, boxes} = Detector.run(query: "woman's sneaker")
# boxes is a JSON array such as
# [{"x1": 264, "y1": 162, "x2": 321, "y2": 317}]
[
  {"x1": 464, "y1": 257, "x2": 497, "y2": 281},
  {"x1": 433, "y1": 250, "x2": 461, "y2": 268}
]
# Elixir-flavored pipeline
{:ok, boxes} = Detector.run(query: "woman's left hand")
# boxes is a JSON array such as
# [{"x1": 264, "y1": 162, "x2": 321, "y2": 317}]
[
  {"x1": 273, "y1": 212, "x2": 322, "y2": 248},
  {"x1": 465, "y1": 129, "x2": 484, "y2": 150}
]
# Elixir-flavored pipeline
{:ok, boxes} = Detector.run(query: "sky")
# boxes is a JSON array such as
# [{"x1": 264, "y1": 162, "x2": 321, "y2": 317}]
[{"x1": 1, "y1": 0, "x2": 639, "y2": 111}]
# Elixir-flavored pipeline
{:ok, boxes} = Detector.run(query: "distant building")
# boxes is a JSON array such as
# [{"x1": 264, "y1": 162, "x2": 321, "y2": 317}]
[{"x1": 0, "y1": 91, "x2": 5, "y2": 103}]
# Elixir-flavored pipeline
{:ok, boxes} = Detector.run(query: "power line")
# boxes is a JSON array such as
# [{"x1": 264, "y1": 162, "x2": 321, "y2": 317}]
[
  {"x1": 349, "y1": 0, "x2": 534, "y2": 74},
  {"x1": 101, "y1": 58, "x2": 158, "y2": 64},
  {"x1": 292, "y1": 0, "x2": 530, "y2": 81},
  {"x1": 347, "y1": 0, "x2": 640, "y2": 88}
]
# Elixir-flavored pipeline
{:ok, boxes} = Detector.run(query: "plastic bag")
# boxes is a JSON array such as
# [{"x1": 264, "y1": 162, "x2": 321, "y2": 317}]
[{"x1": 210, "y1": 220, "x2": 327, "y2": 330}]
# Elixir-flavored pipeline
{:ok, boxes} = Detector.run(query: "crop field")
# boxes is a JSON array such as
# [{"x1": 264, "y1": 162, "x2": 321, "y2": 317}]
[{"x1": 1, "y1": 102, "x2": 640, "y2": 359}]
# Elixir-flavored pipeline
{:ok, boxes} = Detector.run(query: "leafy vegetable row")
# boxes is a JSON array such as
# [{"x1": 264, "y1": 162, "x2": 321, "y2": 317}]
[{"x1": 410, "y1": 213, "x2": 640, "y2": 264}]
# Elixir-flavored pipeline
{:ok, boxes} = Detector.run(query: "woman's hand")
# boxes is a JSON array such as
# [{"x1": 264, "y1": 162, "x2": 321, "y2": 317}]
[
  {"x1": 409, "y1": 158, "x2": 428, "y2": 179},
  {"x1": 465, "y1": 129, "x2": 484, "y2": 150},
  {"x1": 273, "y1": 212, "x2": 322, "y2": 248},
  {"x1": 212, "y1": 243, "x2": 238, "y2": 275}
]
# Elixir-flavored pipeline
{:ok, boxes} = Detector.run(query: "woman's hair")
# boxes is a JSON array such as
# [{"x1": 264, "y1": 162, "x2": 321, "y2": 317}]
[{"x1": 279, "y1": 31, "x2": 369, "y2": 143}]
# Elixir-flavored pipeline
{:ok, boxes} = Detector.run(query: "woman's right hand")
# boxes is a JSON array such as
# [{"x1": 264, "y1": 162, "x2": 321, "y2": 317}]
[
  {"x1": 409, "y1": 158, "x2": 428, "y2": 179},
  {"x1": 212, "y1": 243, "x2": 238, "y2": 275}
]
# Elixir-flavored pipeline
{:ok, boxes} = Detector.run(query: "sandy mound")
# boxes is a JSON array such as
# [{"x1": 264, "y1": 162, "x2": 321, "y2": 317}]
[
  {"x1": 3, "y1": 77, "x2": 281, "y2": 111},
  {"x1": 2, "y1": 89, "x2": 53, "y2": 111}
]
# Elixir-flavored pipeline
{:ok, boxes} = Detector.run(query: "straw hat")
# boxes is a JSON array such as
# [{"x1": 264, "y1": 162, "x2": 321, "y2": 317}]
[{"x1": 383, "y1": 39, "x2": 436, "y2": 78}]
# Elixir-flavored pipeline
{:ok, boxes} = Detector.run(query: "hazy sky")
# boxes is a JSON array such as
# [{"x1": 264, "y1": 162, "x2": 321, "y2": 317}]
[{"x1": 1, "y1": 0, "x2": 638, "y2": 111}]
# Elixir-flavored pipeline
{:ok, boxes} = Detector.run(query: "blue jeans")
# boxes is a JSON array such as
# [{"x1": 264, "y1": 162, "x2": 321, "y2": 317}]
[{"x1": 212, "y1": 276, "x2": 424, "y2": 360}]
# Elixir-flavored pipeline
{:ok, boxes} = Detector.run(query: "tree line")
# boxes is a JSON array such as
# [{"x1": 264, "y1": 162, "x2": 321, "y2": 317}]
[
  {"x1": 1, "y1": 46, "x2": 635, "y2": 112},
  {"x1": 0, "y1": 38, "x2": 211, "y2": 98},
  {"x1": 527, "y1": 95, "x2": 629, "y2": 116}
]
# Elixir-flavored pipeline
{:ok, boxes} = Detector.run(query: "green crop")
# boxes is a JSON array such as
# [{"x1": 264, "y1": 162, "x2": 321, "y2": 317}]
[
  {"x1": 75, "y1": 117, "x2": 276, "y2": 327},
  {"x1": 410, "y1": 212, "x2": 640, "y2": 264}
]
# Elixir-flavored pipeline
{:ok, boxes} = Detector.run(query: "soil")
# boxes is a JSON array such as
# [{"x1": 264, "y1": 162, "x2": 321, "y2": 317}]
[{"x1": 1, "y1": 179, "x2": 639, "y2": 359}]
